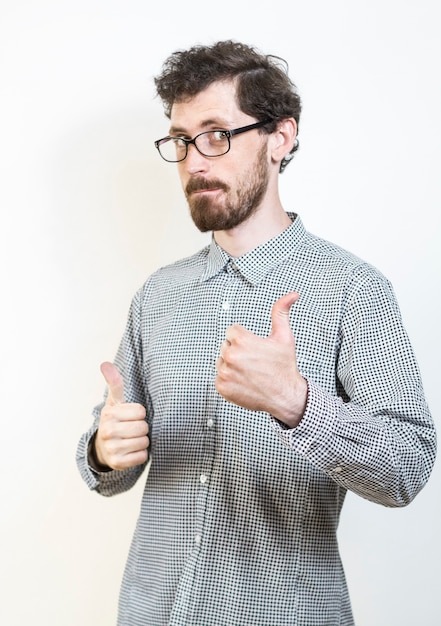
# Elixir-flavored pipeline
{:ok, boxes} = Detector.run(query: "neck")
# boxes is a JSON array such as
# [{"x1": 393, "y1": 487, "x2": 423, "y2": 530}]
[{"x1": 213, "y1": 201, "x2": 292, "y2": 257}]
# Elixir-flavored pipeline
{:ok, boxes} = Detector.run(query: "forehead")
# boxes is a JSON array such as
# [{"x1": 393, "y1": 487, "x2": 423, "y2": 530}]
[{"x1": 170, "y1": 80, "x2": 246, "y2": 131}]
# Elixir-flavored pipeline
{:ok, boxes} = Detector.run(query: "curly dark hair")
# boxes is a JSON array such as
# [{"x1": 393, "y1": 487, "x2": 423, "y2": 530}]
[{"x1": 154, "y1": 40, "x2": 302, "y2": 173}]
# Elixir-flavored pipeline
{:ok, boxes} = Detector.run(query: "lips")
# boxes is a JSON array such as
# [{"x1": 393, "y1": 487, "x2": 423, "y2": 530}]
[{"x1": 192, "y1": 187, "x2": 220, "y2": 195}]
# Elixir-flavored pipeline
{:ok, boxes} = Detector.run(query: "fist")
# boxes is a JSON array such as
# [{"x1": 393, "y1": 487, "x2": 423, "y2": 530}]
[
  {"x1": 94, "y1": 362, "x2": 149, "y2": 470},
  {"x1": 215, "y1": 292, "x2": 307, "y2": 427}
]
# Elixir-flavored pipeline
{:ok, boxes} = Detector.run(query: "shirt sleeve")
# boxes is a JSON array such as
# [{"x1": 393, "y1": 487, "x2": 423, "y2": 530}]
[
  {"x1": 272, "y1": 268, "x2": 436, "y2": 507},
  {"x1": 76, "y1": 422, "x2": 146, "y2": 496},
  {"x1": 76, "y1": 287, "x2": 150, "y2": 496}
]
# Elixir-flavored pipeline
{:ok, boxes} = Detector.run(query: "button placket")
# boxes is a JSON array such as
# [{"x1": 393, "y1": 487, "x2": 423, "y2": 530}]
[
  {"x1": 192, "y1": 265, "x2": 239, "y2": 549},
  {"x1": 190, "y1": 380, "x2": 218, "y2": 558}
]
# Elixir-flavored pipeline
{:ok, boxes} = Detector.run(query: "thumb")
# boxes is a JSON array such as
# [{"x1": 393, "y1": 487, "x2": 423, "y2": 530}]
[
  {"x1": 100, "y1": 361, "x2": 125, "y2": 405},
  {"x1": 269, "y1": 292, "x2": 299, "y2": 341}
]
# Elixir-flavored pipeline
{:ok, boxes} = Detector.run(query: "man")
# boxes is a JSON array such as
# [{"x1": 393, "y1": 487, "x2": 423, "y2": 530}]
[{"x1": 77, "y1": 40, "x2": 436, "y2": 625}]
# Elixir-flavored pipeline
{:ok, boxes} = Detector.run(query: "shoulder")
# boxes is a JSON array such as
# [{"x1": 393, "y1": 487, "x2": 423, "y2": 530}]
[
  {"x1": 300, "y1": 229, "x2": 389, "y2": 285},
  {"x1": 131, "y1": 245, "x2": 210, "y2": 307}
]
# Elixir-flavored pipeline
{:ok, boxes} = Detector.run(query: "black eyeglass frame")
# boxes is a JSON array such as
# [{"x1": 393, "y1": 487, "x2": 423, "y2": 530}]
[{"x1": 154, "y1": 119, "x2": 272, "y2": 163}]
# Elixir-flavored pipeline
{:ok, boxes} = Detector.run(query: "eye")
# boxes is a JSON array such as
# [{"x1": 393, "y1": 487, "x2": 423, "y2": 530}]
[
  {"x1": 168, "y1": 137, "x2": 188, "y2": 156},
  {"x1": 171, "y1": 137, "x2": 187, "y2": 147},
  {"x1": 211, "y1": 130, "x2": 229, "y2": 142}
]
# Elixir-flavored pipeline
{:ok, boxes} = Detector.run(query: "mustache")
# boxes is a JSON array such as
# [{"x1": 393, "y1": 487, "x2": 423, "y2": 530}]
[{"x1": 185, "y1": 178, "x2": 229, "y2": 195}]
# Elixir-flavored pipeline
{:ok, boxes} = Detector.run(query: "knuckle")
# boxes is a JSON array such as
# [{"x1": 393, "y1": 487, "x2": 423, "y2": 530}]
[{"x1": 97, "y1": 423, "x2": 112, "y2": 441}]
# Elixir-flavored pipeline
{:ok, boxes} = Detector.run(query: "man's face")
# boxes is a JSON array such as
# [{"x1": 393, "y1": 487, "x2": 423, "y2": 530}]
[{"x1": 169, "y1": 81, "x2": 270, "y2": 233}]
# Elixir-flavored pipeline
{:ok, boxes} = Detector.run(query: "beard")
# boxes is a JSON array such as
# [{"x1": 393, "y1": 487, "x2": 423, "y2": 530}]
[{"x1": 185, "y1": 142, "x2": 269, "y2": 233}]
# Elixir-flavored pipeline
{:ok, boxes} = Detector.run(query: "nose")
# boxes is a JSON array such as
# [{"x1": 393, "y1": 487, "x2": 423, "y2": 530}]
[{"x1": 183, "y1": 142, "x2": 210, "y2": 175}]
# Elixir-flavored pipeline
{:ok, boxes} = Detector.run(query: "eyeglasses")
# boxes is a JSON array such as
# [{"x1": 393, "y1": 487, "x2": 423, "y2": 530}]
[{"x1": 154, "y1": 119, "x2": 271, "y2": 163}]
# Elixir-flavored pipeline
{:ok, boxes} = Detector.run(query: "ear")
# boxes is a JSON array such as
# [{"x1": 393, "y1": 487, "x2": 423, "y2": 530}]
[{"x1": 269, "y1": 118, "x2": 297, "y2": 165}]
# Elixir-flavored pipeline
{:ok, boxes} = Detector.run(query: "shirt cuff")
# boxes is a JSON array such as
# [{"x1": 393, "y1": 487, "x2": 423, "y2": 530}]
[{"x1": 271, "y1": 378, "x2": 338, "y2": 457}]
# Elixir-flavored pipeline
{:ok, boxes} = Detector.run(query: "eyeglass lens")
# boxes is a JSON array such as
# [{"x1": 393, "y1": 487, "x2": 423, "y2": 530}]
[{"x1": 158, "y1": 130, "x2": 230, "y2": 162}]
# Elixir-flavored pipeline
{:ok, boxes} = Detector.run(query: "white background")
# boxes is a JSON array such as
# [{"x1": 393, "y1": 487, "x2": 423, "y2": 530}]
[{"x1": 1, "y1": 1, "x2": 440, "y2": 624}]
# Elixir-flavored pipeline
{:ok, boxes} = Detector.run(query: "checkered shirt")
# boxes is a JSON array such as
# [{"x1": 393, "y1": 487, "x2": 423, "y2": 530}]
[{"x1": 77, "y1": 213, "x2": 436, "y2": 626}]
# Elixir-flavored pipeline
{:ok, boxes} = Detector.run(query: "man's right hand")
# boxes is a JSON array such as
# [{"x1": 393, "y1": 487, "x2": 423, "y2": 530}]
[{"x1": 93, "y1": 361, "x2": 149, "y2": 470}]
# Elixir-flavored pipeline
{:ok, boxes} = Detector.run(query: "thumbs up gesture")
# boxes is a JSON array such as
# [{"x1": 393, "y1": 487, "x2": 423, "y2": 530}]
[
  {"x1": 215, "y1": 292, "x2": 307, "y2": 428},
  {"x1": 93, "y1": 362, "x2": 149, "y2": 470}
]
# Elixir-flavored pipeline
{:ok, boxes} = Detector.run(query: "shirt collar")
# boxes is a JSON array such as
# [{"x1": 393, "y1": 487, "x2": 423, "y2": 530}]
[{"x1": 200, "y1": 213, "x2": 306, "y2": 285}]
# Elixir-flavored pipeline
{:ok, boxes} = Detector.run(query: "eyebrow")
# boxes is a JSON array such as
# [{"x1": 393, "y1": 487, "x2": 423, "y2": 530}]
[{"x1": 169, "y1": 118, "x2": 232, "y2": 136}]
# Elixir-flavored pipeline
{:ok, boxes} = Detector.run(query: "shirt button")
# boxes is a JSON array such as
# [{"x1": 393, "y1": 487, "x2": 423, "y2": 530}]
[
  {"x1": 200, "y1": 474, "x2": 208, "y2": 484},
  {"x1": 207, "y1": 418, "x2": 214, "y2": 428},
  {"x1": 194, "y1": 534, "x2": 201, "y2": 545},
  {"x1": 222, "y1": 301, "x2": 230, "y2": 310},
  {"x1": 334, "y1": 465, "x2": 343, "y2": 473}
]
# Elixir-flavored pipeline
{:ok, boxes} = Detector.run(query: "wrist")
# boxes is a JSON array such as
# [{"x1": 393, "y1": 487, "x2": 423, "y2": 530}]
[
  {"x1": 88, "y1": 432, "x2": 112, "y2": 472},
  {"x1": 273, "y1": 376, "x2": 308, "y2": 429}
]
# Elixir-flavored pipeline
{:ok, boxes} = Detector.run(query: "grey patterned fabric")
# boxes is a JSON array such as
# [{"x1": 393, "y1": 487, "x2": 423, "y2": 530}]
[{"x1": 77, "y1": 213, "x2": 436, "y2": 626}]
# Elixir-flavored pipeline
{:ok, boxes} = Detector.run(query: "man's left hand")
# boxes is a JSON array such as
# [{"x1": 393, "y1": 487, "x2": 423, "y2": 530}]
[{"x1": 215, "y1": 292, "x2": 308, "y2": 428}]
